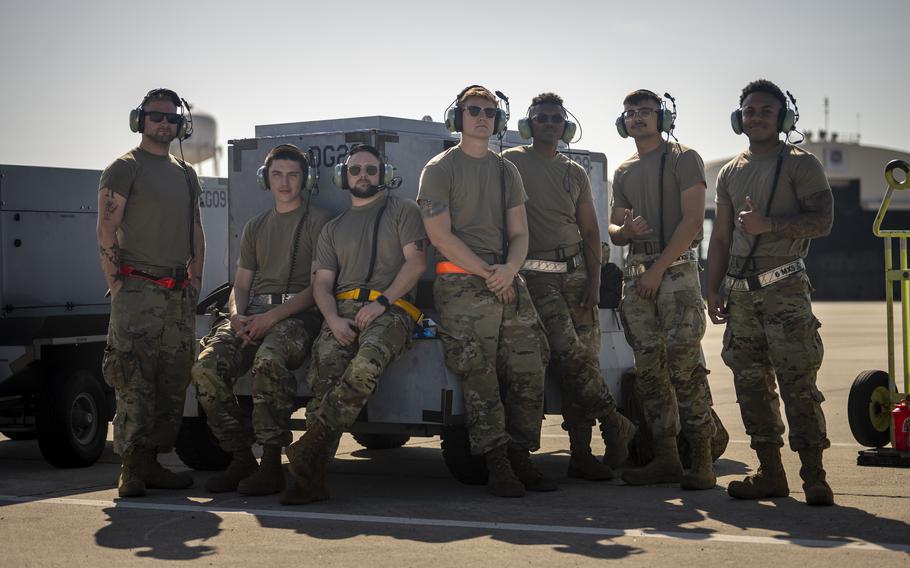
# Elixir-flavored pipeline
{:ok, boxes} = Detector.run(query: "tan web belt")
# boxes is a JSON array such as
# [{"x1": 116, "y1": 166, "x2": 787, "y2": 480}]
[
  {"x1": 521, "y1": 253, "x2": 583, "y2": 274},
  {"x1": 623, "y1": 249, "x2": 697, "y2": 279},
  {"x1": 724, "y1": 259, "x2": 805, "y2": 292},
  {"x1": 251, "y1": 293, "x2": 297, "y2": 305}
]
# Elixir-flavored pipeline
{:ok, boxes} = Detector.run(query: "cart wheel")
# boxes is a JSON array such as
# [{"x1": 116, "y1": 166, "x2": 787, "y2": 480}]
[
  {"x1": 175, "y1": 416, "x2": 231, "y2": 471},
  {"x1": 848, "y1": 370, "x2": 896, "y2": 448},
  {"x1": 37, "y1": 369, "x2": 109, "y2": 468},
  {"x1": 352, "y1": 433, "x2": 410, "y2": 450}
]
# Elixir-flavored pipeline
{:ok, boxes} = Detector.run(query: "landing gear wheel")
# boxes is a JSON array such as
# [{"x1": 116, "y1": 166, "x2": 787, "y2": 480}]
[
  {"x1": 440, "y1": 425, "x2": 488, "y2": 485},
  {"x1": 175, "y1": 416, "x2": 231, "y2": 471},
  {"x1": 352, "y1": 433, "x2": 410, "y2": 450},
  {"x1": 37, "y1": 370, "x2": 109, "y2": 468},
  {"x1": 849, "y1": 369, "x2": 895, "y2": 448}
]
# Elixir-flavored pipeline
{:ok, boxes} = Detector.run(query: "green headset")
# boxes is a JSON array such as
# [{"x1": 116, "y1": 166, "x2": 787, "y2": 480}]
[
  {"x1": 333, "y1": 144, "x2": 397, "y2": 189},
  {"x1": 731, "y1": 88, "x2": 798, "y2": 135},
  {"x1": 129, "y1": 88, "x2": 192, "y2": 141},
  {"x1": 444, "y1": 84, "x2": 507, "y2": 136},
  {"x1": 257, "y1": 144, "x2": 317, "y2": 192},
  {"x1": 518, "y1": 103, "x2": 577, "y2": 144},
  {"x1": 615, "y1": 90, "x2": 674, "y2": 138}
]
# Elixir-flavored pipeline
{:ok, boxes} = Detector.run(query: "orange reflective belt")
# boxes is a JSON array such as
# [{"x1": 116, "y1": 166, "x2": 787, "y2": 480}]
[
  {"x1": 435, "y1": 261, "x2": 471, "y2": 275},
  {"x1": 334, "y1": 288, "x2": 423, "y2": 323}
]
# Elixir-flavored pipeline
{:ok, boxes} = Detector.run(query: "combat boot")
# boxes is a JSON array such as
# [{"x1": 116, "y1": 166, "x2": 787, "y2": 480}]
[
  {"x1": 280, "y1": 447, "x2": 330, "y2": 506},
  {"x1": 117, "y1": 451, "x2": 146, "y2": 498},
  {"x1": 285, "y1": 420, "x2": 336, "y2": 497},
  {"x1": 238, "y1": 445, "x2": 285, "y2": 496},
  {"x1": 484, "y1": 444, "x2": 525, "y2": 498},
  {"x1": 621, "y1": 436, "x2": 683, "y2": 486},
  {"x1": 600, "y1": 411, "x2": 637, "y2": 470},
  {"x1": 567, "y1": 427, "x2": 613, "y2": 481},
  {"x1": 798, "y1": 447, "x2": 834, "y2": 506},
  {"x1": 507, "y1": 445, "x2": 558, "y2": 491},
  {"x1": 680, "y1": 437, "x2": 716, "y2": 490},
  {"x1": 204, "y1": 448, "x2": 257, "y2": 493},
  {"x1": 727, "y1": 444, "x2": 789, "y2": 500},
  {"x1": 136, "y1": 447, "x2": 194, "y2": 490}
]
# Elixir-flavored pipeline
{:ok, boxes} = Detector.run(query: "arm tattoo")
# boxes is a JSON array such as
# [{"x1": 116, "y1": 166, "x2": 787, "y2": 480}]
[
  {"x1": 98, "y1": 243, "x2": 121, "y2": 267},
  {"x1": 102, "y1": 198, "x2": 119, "y2": 221},
  {"x1": 418, "y1": 199, "x2": 448, "y2": 219},
  {"x1": 769, "y1": 190, "x2": 833, "y2": 239}
]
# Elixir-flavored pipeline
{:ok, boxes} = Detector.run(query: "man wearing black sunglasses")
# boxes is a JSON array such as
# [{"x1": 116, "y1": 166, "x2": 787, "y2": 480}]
[
  {"x1": 418, "y1": 85, "x2": 552, "y2": 498},
  {"x1": 608, "y1": 89, "x2": 715, "y2": 490},
  {"x1": 97, "y1": 88, "x2": 205, "y2": 497},
  {"x1": 504, "y1": 93, "x2": 636, "y2": 482},
  {"x1": 192, "y1": 144, "x2": 330, "y2": 497},
  {"x1": 282, "y1": 145, "x2": 427, "y2": 505}
]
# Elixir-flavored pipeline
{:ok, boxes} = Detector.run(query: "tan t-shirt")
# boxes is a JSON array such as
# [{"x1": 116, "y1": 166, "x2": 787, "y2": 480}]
[
  {"x1": 417, "y1": 146, "x2": 526, "y2": 263},
  {"x1": 716, "y1": 143, "x2": 831, "y2": 259},
  {"x1": 99, "y1": 147, "x2": 201, "y2": 272},
  {"x1": 502, "y1": 145, "x2": 592, "y2": 258},
  {"x1": 238, "y1": 202, "x2": 331, "y2": 295},
  {"x1": 313, "y1": 194, "x2": 426, "y2": 301},
  {"x1": 612, "y1": 141, "x2": 706, "y2": 248}
]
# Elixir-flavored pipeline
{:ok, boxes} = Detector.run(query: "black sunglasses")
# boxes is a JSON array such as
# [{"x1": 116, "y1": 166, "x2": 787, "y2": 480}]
[
  {"x1": 146, "y1": 111, "x2": 182, "y2": 124},
  {"x1": 532, "y1": 113, "x2": 566, "y2": 124},
  {"x1": 464, "y1": 106, "x2": 498, "y2": 119},
  {"x1": 348, "y1": 164, "x2": 379, "y2": 176}
]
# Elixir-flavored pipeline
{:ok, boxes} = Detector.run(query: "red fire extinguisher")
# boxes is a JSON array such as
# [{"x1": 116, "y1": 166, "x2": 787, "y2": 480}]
[{"x1": 894, "y1": 400, "x2": 910, "y2": 452}]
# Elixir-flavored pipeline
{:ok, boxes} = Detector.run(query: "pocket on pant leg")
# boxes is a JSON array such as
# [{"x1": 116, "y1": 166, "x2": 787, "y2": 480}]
[{"x1": 102, "y1": 346, "x2": 138, "y2": 390}]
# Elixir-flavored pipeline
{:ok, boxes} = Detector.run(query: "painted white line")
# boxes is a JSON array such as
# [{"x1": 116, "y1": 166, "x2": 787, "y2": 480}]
[
  {"x1": 1, "y1": 494, "x2": 906, "y2": 553},
  {"x1": 541, "y1": 434, "x2": 861, "y2": 448}
]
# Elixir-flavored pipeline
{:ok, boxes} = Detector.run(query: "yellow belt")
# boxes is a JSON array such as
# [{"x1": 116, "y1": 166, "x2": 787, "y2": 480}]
[{"x1": 335, "y1": 288, "x2": 424, "y2": 323}]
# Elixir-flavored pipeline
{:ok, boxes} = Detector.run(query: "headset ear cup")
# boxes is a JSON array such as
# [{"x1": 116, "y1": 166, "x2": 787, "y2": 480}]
[
  {"x1": 562, "y1": 121, "x2": 577, "y2": 144},
  {"x1": 177, "y1": 117, "x2": 189, "y2": 141},
  {"x1": 333, "y1": 163, "x2": 346, "y2": 189},
  {"x1": 304, "y1": 166, "x2": 316, "y2": 191},
  {"x1": 659, "y1": 109, "x2": 673, "y2": 133},
  {"x1": 779, "y1": 108, "x2": 796, "y2": 133},
  {"x1": 615, "y1": 115, "x2": 629, "y2": 138},
  {"x1": 493, "y1": 109, "x2": 505, "y2": 136},
  {"x1": 257, "y1": 166, "x2": 269, "y2": 190},
  {"x1": 445, "y1": 107, "x2": 461, "y2": 133},
  {"x1": 129, "y1": 109, "x2": 142, "y2": 133},
  {"x1": 730, "y1": 109, "x2": 744, "y2": 135},
  {"x1": 518, "y1": 118, "x2": 533, "y2": 140},
  {"x1": 382, "y1": 163, "x2": 397, "y2": 186}
]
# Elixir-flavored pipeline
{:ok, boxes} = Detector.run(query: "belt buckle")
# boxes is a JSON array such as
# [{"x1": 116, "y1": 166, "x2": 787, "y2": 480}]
[{"x1": 355, "y1": 288, "x2": 371, "y2": 302}]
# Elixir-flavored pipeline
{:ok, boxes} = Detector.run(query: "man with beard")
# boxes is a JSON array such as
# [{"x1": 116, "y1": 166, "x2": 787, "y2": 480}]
[
  {"x1": 97, "y1": 88, "x2": 204, "y2": 497},
  {"x1": 282, "y1": 144, "x2": 427, "y2": 505}
]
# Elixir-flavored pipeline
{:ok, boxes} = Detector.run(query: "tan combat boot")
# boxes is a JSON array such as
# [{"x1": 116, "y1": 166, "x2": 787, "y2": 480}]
[
  {"x1": 797, "y1": 447, "x2": 835, "y2": 506},
  {"x1": 680, "y1": 437, "x2": 716, "y2": 490},
  {"x1": 205, "y1": 448, "x2": 258, "y2": 493},
  {"x1": 621, "y1": 436, "x2": 683, "y2": 486},
  {"x1": 727, "y1": 444, "x2": 790, "y2": 500},
  {"x1": 281, "y1": 421, "x2": 335, "y2": 505},
  {"x1": 238, "y1": 445, "x2": 285, "y2": 496},
  {"x1": 137, "y1": 447, "x2": 194, "y2": 490},
  {"x1": 507, "y1": 445, "x2": 558, "y2": 491},
  {"x1": 117, "y1": 451, "x2": 146, "y2": 498},
  {"x1": 485, "y1": 444, "x2": 525, "y2": 498},
  {"x1": 567, "y1": 427, "x2": 613, "y2": 481},
  {"x1": 600, "y1": 411, "x2": 637, "y2": 470}
]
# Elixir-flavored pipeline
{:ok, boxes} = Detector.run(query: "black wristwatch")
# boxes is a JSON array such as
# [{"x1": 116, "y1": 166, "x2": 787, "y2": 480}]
[{"x1": 375, "y1": 294, "x2": 391, "y2": 308}]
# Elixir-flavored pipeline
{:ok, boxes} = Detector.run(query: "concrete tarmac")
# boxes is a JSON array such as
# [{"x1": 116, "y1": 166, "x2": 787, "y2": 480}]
[{"x1": 1, "y1": 302, "x2": 909, "y2": 567}]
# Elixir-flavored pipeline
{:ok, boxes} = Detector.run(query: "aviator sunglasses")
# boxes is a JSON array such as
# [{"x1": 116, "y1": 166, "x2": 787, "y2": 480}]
[
  {"x1": 146, "y1": 111, "x2": 182, "y2": 124},
  {"x1": 348, "y1": 164, "x2": 379, "y2": 176},
  {"x1": 532, "y1": 113, "x2": 566, "y2": 124},
  {"x1": 463, "y1": 106, "x2": 498, "y2": 119}
]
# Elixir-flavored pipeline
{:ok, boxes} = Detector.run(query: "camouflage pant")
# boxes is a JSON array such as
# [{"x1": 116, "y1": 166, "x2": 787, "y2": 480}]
[
  {"x1": 722, "y1": 272, "x2": 829, "y2": 451},
  {"x1": 102, "y1": 277, "x2": 197, "y2": 456},
  {"x1": 191, "y1": 309, "x2": 320, "y2": 450},
  {"x1": 308, "y1": 301, "x2": 412, "y2": 431},
  {"x1": 524, "y1": 264, "x2": 618, "y2": 429},
  {"x1": 620, "y1": 257, "x2": 714, "y2": 441},
  {"x1": 435, "y1": 274, "x2": 547, "y2": 455}
]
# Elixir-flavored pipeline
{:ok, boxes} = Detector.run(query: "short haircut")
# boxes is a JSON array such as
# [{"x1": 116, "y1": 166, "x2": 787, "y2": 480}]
[
  {"x1": 142, "y1": 88, "x2": 182, "y2": 109},
  {"x1": 531, "y1": 92, "x2": 564, "y2": 107},
  {"x1": 623, "y1": 89, "x2": 662, "y2": 108},
  {"x1": 739, "y1": 79, "x2": 786, "y2": 108},
  {"x1": 264, "y1": 144, "x2": 309, "y2": 176},
  {"x1": 458, "y1": 85, "x2": 496, "y2": 107},
  {"x1": 346, "y1": 144, "x2": 382, "y2": 162}
]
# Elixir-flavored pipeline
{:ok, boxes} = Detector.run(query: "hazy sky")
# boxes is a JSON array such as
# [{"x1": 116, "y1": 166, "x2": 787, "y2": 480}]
[{"x1": 2, "y1": 0, "x2": 907, "y2": 177}]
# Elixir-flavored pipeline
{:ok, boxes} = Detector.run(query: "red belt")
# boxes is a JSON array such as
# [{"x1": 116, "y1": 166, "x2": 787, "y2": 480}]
[
  {"x1": 120, "y1": 265, "x2": 190, "y2": 290},
  {"x1": 435, "y1": 261, "x2": 471, "y2": 275}
]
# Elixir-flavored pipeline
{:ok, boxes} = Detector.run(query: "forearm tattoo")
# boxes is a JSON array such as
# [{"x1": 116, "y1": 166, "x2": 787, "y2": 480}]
[
  {"x1": 418, "y1": 199, "x2": 448, "y2": 219},
  {"x1": 769, "y1": 190, "x2": 833, "y2": 239}
]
